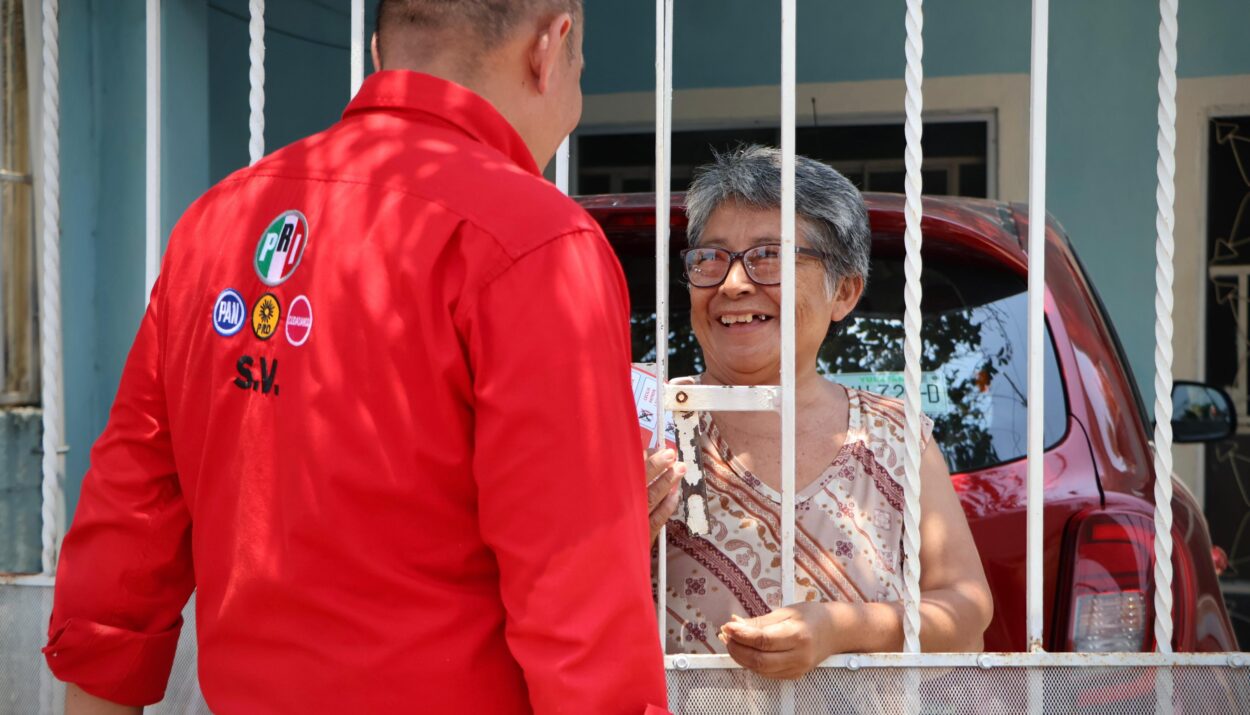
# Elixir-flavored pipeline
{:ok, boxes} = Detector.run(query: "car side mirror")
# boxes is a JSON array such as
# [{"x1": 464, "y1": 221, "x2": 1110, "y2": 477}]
[{"x1": 1171, "y1": 381, "x2": 1237, "y2": 443}]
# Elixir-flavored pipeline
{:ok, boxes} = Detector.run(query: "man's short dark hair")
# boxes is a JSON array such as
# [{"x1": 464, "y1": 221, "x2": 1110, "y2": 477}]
[{"x1": 376, "y1": 0, "x2": 583, "y2": 68}]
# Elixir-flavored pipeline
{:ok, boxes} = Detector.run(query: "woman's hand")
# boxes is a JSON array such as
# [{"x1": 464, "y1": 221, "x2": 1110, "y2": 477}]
[
  {"x1": 718, "y1": 602, "x2": 842, "y2": 680},
  {"x1": 645, "y1": 449, "x2": 684, "y2": 543}
]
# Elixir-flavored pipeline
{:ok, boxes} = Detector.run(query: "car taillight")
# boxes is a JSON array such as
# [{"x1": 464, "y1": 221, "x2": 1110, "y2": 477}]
[{"x1": 1064, "y1": 513, "x2": 1155, "y2": 652}]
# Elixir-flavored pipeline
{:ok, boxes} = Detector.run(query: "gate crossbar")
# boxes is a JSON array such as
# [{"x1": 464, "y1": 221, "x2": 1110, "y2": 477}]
[{"x1": 665, "y1": 652, "x2": 1250, "y2": 670}]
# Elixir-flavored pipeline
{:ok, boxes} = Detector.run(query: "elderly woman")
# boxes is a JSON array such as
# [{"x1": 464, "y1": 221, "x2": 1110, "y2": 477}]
[{"x1": 646, "y1": 145, "x2": 993, "y2": 681}]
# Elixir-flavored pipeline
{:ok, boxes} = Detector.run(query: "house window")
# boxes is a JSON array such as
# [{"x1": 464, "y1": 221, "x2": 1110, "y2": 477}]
[
  {"x1": 1, "y1": 0, "x2": 39, "y2": 406},
  {"x1": 575, "y1": 120, "x2": 991, "y2": 199}
]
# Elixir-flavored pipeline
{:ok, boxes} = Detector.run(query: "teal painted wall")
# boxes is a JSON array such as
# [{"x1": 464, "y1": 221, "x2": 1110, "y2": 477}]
[
  {"x1": 0, "y1": 411, "x2": 41, "y2": 572},
  {"x1": 1048, "y1": 2, "x2": 1159, "y2": 410},
  {"x1": 583, "y1": 0, "x2": 1030, "y2": 93},
  {"x1": 56, "y1": 0, "x2": 210, "y2": 520},
  {"x1": 582, "y1": 0, "x2": 1250, "y2": 93},
  {"x1": 1179, "y1": 0, "x2": 1250, "y2": 78}
]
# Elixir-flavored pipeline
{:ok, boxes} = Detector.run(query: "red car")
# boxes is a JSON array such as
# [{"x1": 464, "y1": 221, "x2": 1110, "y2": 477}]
[{"x1": 581, "y1": 192, "x2": 1239, "y2": 655}]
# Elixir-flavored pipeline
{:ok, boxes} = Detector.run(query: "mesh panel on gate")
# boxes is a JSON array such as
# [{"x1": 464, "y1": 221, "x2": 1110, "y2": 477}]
[
  {"x1": 666, "y1": 666, "x2": 1250, "y2": 714},
  {"x1": 7, "y1": 585, "x2": 1249, "y2": 714},
  {"x1": 0, "y1": 585, "x2": 60, "y2": 715},
  {"x1": 0, "y1": 585, "x2": 208, "y2": 715}
]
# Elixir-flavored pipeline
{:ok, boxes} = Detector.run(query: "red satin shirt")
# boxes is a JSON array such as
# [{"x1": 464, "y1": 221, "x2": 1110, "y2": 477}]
[{"x1": 44, "y1": 70, "x2": 668, "y2": 714}]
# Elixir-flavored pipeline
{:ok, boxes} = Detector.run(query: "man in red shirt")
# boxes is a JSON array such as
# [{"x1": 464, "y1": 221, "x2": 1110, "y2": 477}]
[{"x1": 46, "y1": 1, "x2": 668, "y2": 712}]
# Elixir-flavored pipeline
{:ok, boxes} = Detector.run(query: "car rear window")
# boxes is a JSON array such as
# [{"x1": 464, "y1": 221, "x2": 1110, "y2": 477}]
[{"x1": 618, "y1": 248, "x2": 1069, "y2": 474}]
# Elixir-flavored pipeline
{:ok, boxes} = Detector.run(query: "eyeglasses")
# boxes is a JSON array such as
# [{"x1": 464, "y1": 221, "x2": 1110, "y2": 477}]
[{"x1": 680, "y1": 244, "x2": 824, "y2": 288}]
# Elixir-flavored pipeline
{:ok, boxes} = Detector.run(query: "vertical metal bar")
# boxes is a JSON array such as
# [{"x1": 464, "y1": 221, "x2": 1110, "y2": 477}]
[
  {"x1": 779, "y1": 0, "x2": 797, "y2": 611},
  {"x1": 38, "y1": 0, "x2": 63, "y2": 579},
  {"x1": 1151, "y1": 0, "x2": 1179, "y2": 655},
  {"x1": 901, "y1": 0, "x2": 925, "y2": 657},
  {"x1": 1241, "y1": 274, "x2": 1249, "y2": 417},
  {"x1": 145, "y1": 0, "x2": 160, "y2": 301},
  {"x1": 248, "y1": 0, "x2": 265, "y2": 164},
  {"x1": 556, "y1": 137, "x2": 570, "y2": 194},
  {"x1": 350, "y1": 0, "x2": 364, "y2": 96},
  {"x1": 1026, "y1": 0, "x2": 1049, "y2": 657},
  {"x1": 780, "y1": 0, "x2": 797, "y2": 712},
  {"x1": 1152, "y1": 0, "x2": 1179, "y2": 710},
  {"x1": 1026, "y1": 1, "x2": 1049, "y2": 711},
  {"x1": 654, "y1": 0, "x2": 673, "y2": 654}
]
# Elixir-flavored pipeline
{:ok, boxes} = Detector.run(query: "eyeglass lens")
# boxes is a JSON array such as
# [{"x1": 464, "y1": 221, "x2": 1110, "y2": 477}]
[{"x1": 685, "y1": 245, "x2": 783, "y2": 287}]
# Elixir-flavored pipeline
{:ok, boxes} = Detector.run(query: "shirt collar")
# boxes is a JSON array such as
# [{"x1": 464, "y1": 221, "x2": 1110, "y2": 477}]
[{"x1": 343, "y1": 70, "x2": 541, "y2": 177}]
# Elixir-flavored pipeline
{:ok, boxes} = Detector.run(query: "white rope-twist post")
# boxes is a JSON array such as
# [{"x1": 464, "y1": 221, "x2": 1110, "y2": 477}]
[
  {"x1": 901, "y1": 0, "x2": 925, "y2": 658},
  {"x1": 1152, "y1": 2, "x2": 1179, "y2": 709},
  {"x1": 248, "y1": 0, "x2": 265, "y2": 164},
  {"x1": 350, "y1": 0, "x2": 364, "y2": 96},
  {"x1": 653, "y1": 0, "x2": 674, "y2": 652},
  {"x1": 39, "y1": 0, "x2": 64, "y2": 576},
  {"x1": 1151, "y1": 0, "x2": 1178, "y2": 657}
]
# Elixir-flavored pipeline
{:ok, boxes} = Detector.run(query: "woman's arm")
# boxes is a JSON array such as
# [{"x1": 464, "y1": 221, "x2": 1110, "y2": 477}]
[{"x1": 721, "y1": 439, "x2": 994, "y2": 678}]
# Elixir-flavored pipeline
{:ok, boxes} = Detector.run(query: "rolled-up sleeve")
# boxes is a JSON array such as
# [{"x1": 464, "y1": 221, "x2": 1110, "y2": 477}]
[
  {"x1": 467, "y1": 228, "x2": 669, "y2": 714},
  {"x1": 44, "y1": 275, "x2": 193, "y2": 707}
]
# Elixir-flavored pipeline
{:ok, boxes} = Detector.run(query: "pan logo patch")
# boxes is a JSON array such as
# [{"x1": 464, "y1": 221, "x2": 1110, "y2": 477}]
[{"x1": 212, "y1": 288, "x2": 247, "y2": 337}]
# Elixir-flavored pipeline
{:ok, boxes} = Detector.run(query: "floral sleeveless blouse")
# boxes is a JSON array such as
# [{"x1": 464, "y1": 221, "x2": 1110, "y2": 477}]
[{"x1": 658, "y1": 387, "x2": 934, "y2": 655}]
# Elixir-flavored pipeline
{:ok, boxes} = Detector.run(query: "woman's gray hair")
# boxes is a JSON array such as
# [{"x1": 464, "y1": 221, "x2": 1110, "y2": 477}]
[{"x1": 685, "y1": 145, "x2": 871, "y2": 290}]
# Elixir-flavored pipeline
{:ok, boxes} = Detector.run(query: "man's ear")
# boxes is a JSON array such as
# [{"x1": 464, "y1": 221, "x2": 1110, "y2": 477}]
[
  {"x1": 371, "y1": 32, "x2": 382, "y2": 72},
  {"x1": 830, "y1": 274, "x2": 864, "y2": 322},
  {"x1": 528, "y1": 13, "x2": 573, "y2": 94}
]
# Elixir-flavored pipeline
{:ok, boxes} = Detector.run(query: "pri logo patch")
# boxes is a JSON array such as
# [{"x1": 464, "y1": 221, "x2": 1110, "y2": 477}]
[
  {"x1": 251, "y1": 293, "x2": 282, "y2": 340},
  {"x1": 254, "y1": 210, "x2": 309, "y2": 286},
  {"x1": 212, "y1": 288, "x2": 247, "y2": 337},
  {"x1": 285, "y1": 295, "x2": 313, "y2": 347}
]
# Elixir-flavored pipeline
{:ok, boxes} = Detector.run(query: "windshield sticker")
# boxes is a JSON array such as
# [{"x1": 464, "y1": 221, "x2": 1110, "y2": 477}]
[
  {"x1": 632, "y1": 363, "x2": 677, "y2": 451},
  {"x1": 827, "y1": 371, "x2": 951, "y2": 417}
]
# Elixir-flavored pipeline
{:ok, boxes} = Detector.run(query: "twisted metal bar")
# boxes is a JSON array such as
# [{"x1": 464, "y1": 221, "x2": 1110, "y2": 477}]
[
  {"x1": 1152, "y1": 1, "x2": 1181, "y2": 707},
  {"x1": 39, "y1": 0, "x2": 63, "y2": 576},
  {"x1": 248, "y1": 0, "x2": 265, "y2": 164},
  {"x1": 901, "y1": 0, "x2": 925, "y2": 657},
  {"x1": 1152, "y1": 0, "x2": 1179, "y2": 663}
]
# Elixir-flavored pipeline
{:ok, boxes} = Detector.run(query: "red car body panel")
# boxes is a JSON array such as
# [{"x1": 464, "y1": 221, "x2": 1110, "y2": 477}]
[{"x1": 582, "y1": 192, "x2": 1237, "y2": 653}]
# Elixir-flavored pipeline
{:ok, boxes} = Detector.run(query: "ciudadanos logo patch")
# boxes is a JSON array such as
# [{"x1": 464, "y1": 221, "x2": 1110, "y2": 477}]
[{"x1": 254, "y1": 210, "x2": 309, "y2": 286}]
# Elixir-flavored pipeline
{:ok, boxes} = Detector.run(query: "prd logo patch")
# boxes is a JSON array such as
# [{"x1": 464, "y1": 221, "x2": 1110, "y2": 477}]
[
  {"x1": 285, "y1": 295, "x2": 313, "y2": 347},
  {"x1": 212, "y1": 288, "x2": 247, "y2": 337},
  {"x1": 251, "y1": 293, "x2": 282, "y2": 340},
  {"x1": 254, "y1": 210, "x2": 309, "y2": 286}
]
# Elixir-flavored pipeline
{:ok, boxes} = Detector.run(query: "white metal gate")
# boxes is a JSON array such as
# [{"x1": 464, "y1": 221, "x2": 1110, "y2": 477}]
[{"x1": 2, "y1": 0, "x2": 1248, "y2": 713}]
